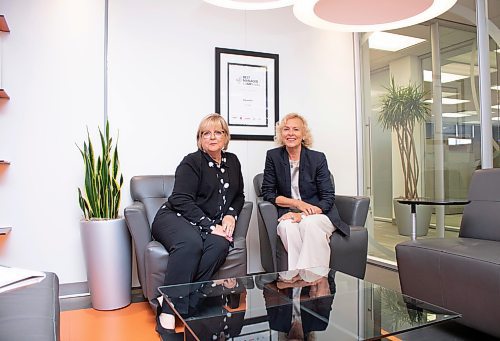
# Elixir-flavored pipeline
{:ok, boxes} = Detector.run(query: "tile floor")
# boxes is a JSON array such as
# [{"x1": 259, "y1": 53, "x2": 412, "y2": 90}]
[{"x1": 368, "y1": 214, "x2": 462, "y2": 262}]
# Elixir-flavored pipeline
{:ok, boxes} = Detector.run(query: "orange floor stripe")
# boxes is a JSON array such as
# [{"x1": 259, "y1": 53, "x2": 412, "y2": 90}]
[
  {"x1": 60, "y1": 302, "x2": 159, "y2": 341},
  {"x1": 381, "y1": 328, "x2": 403, "y2": 341}
]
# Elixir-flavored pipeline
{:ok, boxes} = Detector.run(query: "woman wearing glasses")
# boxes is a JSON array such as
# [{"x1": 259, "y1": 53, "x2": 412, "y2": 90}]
[{"x1": 152, "y1": 113, "x2": 245, "y2": 336}]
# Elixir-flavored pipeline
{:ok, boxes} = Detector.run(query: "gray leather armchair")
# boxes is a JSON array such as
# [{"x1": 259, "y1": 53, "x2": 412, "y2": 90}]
[
  {"x1": 0, "y1": 272, "x2": 60, "y2": 341},
  {"x1": 396, "y1": 168, "x2": 500, "y2": 338},
  {"x1": 124, "y1": 175, "x2": 253, "y2": 307},
  {"x1": 253, "y1": 173, "x2": 370, "y2": 279}
]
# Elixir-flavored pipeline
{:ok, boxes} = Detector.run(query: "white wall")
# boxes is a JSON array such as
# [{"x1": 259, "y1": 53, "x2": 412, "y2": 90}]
[
  {"x1": 0, "y1": 0, "x2": 104, "y2": 282},
  {"x1": 0, "y1": 0, "x2": 358, "y2": 284}
]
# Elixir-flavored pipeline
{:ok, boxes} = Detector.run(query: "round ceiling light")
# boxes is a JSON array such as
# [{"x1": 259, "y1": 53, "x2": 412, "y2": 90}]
[
  {"x1": 293, "y1": 0, "x2": 457, "y2": 32},
  {"x1": 203, "y1": 0, "x2": 295, "y2": 10}
]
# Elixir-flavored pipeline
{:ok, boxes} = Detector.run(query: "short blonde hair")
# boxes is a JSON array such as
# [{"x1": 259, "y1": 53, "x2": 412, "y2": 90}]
[
  {"x1": 196, "y1": 113, "x2": 231, "y2": 150},
  {"x1": 275, "y1": 113, "x2": 313, "y2": 148}
]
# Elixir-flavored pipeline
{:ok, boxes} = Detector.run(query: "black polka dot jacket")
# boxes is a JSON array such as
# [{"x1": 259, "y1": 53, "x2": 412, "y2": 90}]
[{"x1": 165, "y1": 149, "x2": 245, "y2": 235}]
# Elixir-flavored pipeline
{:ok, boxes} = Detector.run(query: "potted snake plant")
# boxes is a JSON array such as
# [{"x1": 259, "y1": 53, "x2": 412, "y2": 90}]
[
  {"x1": 77, "y1": 121, "x2": 131, "y2": 310},
  {"x1": 379, "y1": 78, "x2": 431, "y2": 237}
]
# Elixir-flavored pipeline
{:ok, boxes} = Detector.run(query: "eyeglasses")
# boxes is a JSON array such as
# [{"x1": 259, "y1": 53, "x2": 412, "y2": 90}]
[{"x1": 201, "y1": 130, "x2": 225, "y2": 139}]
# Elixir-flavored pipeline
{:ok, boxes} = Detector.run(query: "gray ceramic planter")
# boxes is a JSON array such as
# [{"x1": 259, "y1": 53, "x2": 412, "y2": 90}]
[
  {"x1": 393, "y1": 199, "x2": 432, "y2": 237},
  {"x1": 80, "y1": 217, "x2": 131, "y2": 310}
]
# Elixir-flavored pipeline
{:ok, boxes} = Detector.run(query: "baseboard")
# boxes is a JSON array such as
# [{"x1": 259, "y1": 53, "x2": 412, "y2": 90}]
[
  {"x1": 367, "y1": 256, "x2": 398, "y2": 270},
  {"x1": 59, "y1": 282, "x2": 89, "y2": 298},
  {"x1": 59, "y1": 282, "x2": 142, "y2": 299}
]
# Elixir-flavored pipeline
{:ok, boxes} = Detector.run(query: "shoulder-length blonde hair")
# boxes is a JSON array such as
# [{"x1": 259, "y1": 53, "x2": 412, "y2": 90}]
[
  {"x1": 275, "y1": 113, "x2": 313, "y2": 148},
  {"x1": 196, "y1": 113, "x2": 231, "y2": 150}
]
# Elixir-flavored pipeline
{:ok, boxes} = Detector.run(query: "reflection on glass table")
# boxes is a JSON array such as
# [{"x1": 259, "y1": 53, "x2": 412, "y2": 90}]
[{"x1": 158, "y1": 267, "x2": 459, "y2": 340}]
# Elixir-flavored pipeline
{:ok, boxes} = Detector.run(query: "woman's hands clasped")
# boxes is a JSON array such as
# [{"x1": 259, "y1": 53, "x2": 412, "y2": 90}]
[
  {"x1": 295, "y1": 200, "x2": 322, "y2": 215},
  {"x1": 278, "y1": 212, "x2": 303, "y2": 223},
  {"x1": 211, "y1": 215, "x2": 236, "y2": 242},
  {"x1": 278, "y1": 199, "x2": 322, "y2": 222}
]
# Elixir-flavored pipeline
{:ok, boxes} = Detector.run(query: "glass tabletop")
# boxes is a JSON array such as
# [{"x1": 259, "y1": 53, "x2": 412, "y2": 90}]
[
  {"x1": 396, "y1": 198, "x2": 470, "y2": 205},
  {"x1": 158, "y1": 267, "x2": 460, "y2": 341}
]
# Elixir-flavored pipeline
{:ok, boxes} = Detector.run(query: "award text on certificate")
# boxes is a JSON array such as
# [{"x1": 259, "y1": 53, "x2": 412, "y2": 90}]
[{"x1": 227, "y1": 63, "x2": 268, "y2": 127}]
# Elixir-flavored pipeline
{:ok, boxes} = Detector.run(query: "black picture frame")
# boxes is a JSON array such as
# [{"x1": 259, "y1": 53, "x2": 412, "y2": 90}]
[{"x1": 215, "y1": 47, "x2": 279, "y2": 141}]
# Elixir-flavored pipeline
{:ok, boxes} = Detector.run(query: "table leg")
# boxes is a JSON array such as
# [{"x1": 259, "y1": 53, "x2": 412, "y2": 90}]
[{"x1": 411, "y1": 204, "x2": 417, "y2": 241}]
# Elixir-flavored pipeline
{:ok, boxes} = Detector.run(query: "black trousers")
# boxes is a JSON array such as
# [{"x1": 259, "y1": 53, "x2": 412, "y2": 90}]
[{"x1": 152, "y1": 208, "x2": 230, "y2": 315}]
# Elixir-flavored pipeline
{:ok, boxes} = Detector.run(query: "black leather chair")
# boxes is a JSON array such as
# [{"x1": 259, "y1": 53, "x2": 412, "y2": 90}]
[
  {"x1": 124, "y1": 175, "x2": 253, "y2": 308},
  {"x1": 396, "y1": 168, "x2": 500, "y2": 338},
  {"x1": 253, "y1": 173, "x2": 370, "y2": 279}
]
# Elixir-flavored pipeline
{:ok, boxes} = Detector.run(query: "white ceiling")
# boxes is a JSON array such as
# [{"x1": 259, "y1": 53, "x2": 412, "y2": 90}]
[
  {"x1": 369, "y1": 0, "x2": 499, "y2": 71},
  {"x1": 440, "y1": 0, "x2": 500, "y2": 27},
  {"x1": 369, "y1": 0, "x2": 500, "y2": 124}
]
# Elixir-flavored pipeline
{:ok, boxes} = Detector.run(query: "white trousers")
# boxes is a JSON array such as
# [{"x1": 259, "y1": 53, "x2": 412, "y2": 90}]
[{"x1": 277, "y1": 214, "x2": 335, "y2": 278}]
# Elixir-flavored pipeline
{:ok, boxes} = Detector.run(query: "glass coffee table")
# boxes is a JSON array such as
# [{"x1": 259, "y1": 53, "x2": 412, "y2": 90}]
[{"x1": 158, "y1": 267, "x2": 459, "y2": 340}]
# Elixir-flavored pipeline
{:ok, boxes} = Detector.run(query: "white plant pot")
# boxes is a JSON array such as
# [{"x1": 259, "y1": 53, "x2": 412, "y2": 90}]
[
  {"x1": 80, "y1": 218, "x2": 131, "y2": 310},
  {"x1": 393, "y1": 199, "x2": 432, "y2": 237}
]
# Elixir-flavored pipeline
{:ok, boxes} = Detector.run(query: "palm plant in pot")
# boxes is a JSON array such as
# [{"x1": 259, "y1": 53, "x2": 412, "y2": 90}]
[
  {"x1": 77, "y1": 121, "x2": 131, "y2": 310},
  {"x1": 379, "y1": 78, "x2": 431, "y2": 236}
]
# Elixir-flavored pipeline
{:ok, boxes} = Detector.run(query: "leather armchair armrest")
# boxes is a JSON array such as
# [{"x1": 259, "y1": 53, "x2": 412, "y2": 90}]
[
  {"x1": 233, "y1": 201, "x2": 253, "y2": 240},
  {"x1": 124, "y1": 201, "x2": 152, "y2": 294},
  {"x1": 330, "y1": 226, "x2": 368, "y2": 279},
  {"x1": 336, "y1": 195, "x2": 370, "y2": 227},
  {"x1": 257, "y1": 201, "x2": 279, "y2": 272},
  {"x1": 144, "y1": 240, "x2": 169, "y2": 301}
]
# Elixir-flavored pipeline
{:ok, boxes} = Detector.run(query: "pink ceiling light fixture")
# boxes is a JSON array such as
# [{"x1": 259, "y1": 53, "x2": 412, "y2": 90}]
[
  {"x1": 203, "y1": 0, "x2": 295, "y2": 10},
  {"x1": 293, "y1": 0, "x2": 457, "y2": 32}
]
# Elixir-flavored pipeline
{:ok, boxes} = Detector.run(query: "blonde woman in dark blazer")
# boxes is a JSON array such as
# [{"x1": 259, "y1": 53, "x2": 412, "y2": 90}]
[{"x1": 261, "y1": 113, "x2": 348, "y2": 280}]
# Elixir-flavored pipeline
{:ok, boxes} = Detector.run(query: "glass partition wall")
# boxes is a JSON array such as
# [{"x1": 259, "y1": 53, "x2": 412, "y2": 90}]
[{"x1": 361, "y1": 11, "x2": 500, "y2": 263}]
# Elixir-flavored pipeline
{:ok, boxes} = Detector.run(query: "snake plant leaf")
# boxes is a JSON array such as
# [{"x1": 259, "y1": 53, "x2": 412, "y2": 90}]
[
  {"x1": 78, "y1": 187, "x2": 93, "y2": 220},
  {"x1": 112, "y1": 146, "x2": 119, "y2": 179},
  {"x1": 77, "y1": 120, "x2": 122, "y2": 220},
  {"x1": 106, "y1": 120, "x2": 110, "y2": 144}
]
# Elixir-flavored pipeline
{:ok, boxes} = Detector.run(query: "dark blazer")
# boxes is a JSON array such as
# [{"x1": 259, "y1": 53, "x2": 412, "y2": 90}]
[{"x1": 261, "y1": 146, "x2": 350, "y2": 236}]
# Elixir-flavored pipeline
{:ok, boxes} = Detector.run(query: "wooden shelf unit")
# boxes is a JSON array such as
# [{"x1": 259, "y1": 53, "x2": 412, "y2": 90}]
[
  {"x1": 0, "y1": 14, "x2": 10, "y2": 99},
  {"x1": 0, "y1": 16, "x2": 10, "y2": 100},
  {"x1": 0, "y1": 89, "x2": 9, "y2": 99},
  {"x1": 0, "y1": 16, "x2": 10, "y2": 236},
  {"x1": 0, "y1": 15, "x2": 9, "y2": 32},
  {"x1": 0, "y1": 46, "x2": 9, "y2": 233},
  {"x1": 0, "y1": 226, "x2": 12, "y2": 235}
]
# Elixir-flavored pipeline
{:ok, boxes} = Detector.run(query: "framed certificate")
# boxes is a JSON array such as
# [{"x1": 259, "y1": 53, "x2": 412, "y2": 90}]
[{"x1": 215, "y1": 48, "x2": 279, "y2": 140}]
